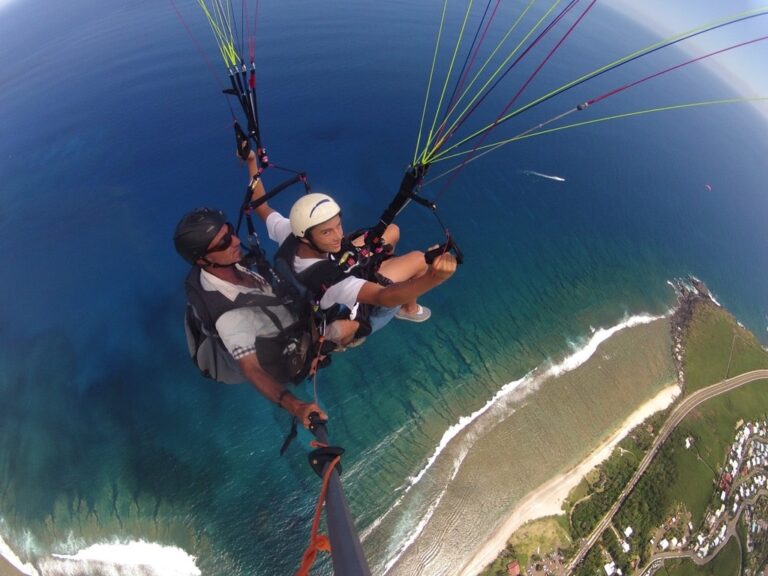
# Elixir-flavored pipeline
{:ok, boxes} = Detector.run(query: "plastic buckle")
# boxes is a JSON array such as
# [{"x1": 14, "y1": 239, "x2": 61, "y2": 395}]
[{"x1": 308, "y1": 445, "x2": 345, "y2": 478}]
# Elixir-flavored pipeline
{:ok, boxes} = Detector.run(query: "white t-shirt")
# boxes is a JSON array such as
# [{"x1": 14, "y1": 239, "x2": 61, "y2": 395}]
[
  {"x1": 266, "y1": 212, "x2": 366, "y2": 311},
  {"x1": 200, "y1": 266, "x2": 296, "y2": 360}
]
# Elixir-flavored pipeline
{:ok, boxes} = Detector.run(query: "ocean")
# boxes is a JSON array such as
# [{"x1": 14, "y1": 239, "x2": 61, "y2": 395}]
[{"x1": 1, "y1": 0, "x2": 767, "y2": 574}]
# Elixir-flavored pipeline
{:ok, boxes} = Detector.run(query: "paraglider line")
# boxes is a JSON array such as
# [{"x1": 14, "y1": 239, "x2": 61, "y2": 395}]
[
  {"x1": 423, "y1": 97, "x2": 768, "y2": 184},
  {"x1": 429, "y1": 8, "x2": 768, "y2": 162}
]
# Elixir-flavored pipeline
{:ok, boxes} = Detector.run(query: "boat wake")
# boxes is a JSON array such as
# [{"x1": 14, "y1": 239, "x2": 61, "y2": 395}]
[{"x1": 521, "y1": 169, "x2": 565, "y2": 182}]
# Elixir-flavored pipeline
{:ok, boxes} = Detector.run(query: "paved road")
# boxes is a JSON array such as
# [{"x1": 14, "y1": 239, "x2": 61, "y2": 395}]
[
  {"x1": 567, "y1": 369, "x2": 768, "y2": 573},
  {"x1": 635, "y1": 487, "x2": 767, "y2": 575}
]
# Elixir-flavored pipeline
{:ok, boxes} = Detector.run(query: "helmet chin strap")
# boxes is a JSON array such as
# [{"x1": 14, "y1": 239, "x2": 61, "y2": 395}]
[
  {"x1": 200, "y1": 257, "x2": 240, "y2": 269},
  {"x1": 301, "y1": 234, "x2": 326, "y2": 255}
]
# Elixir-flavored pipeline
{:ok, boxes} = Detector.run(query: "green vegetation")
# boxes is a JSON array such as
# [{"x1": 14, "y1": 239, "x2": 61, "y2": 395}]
[
  {"x1": 477, "y1": 542, "x2": 529, "y2": 576},
  {"x1": 575, "y1": 301, "x2": 767, "y2": 573},
  {"x1": 663, "y1": 536, "x2": 741, "y2": 575},
  {"x1": 493, "y1": 300, "x2": 768, "y2": 575},
  {"x1": 683, "y1": 303, "x2": 768, "y2": 394},
  {"x1": 742, "y1": 495, "x2": 768, "y2": 574},
  {"x1": 602, "y1": 527, "x2": 631, "y2": 574},
  {"x1": 511, "y1": 516, "x2": 571, "y2": 567},
  {"x1": 661, "y1": 431, "x2": 716, "y2": 524},
  {"x1": 669, "y1": 302, "x2": 768, "y2": 526},
  {"x1": 478, "y1": 516, "x2": 571, "y2": 576},
  {"x1": 678, "y1": 386, "x2": 768, "y2": 501},
  {"x1": 570, "y1": 447, "x2": 639, "y2": 539},
  {"x1": 573, "y1": 542, "x2": 604, "y2": 576},
  {"x1": 477, "y1": 543, "x2": 520, "y2": 576},
  {"x1": 616, "y1": 433, "x2": 677, "y2": 566},
  {"x1": 613, "y1": 302, "x2": 768, "y2": 566}
]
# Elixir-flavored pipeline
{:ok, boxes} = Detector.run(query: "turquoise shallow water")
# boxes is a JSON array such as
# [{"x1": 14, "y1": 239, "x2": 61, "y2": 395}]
[{"x1": 1, "y1": 1, "x2": 767, "y2": 574}]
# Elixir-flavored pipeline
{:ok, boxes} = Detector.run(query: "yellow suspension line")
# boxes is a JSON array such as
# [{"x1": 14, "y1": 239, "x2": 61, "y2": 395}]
[
  {"x1": 427, "y1": 98, "x2": 768, "y2": 177},
  {"x1": 430, "y1": 7, "x2": 768, "y2": 161},
  {"x1": 427, "y1": 0, "x2": 537, "y2": 156},
  {"x1": 197, "y1": 0, "x2": 238, "y2": 67},
  {"x1": 422, "y1": 0, "x2": 563, "y2": 163},
  {"x1": 417, "y1": 0, "x2": 477, "y2": 166},
  {"x1": 414, "y1": 0, "x2": 451, "y2": 165}
]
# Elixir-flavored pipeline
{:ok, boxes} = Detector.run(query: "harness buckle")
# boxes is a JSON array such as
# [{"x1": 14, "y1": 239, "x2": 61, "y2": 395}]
[{"x1": 308, "y1": 445, "x2": 345, "y2": 478}]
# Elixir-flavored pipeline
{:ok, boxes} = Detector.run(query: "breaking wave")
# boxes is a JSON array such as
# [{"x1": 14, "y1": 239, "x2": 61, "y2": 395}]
[
  {"x1": 0, "y1": 537, "x2": 200, "y2": 576},
  {"x1": 370, "y1": 312, "x2": 664, "y2": 572}
]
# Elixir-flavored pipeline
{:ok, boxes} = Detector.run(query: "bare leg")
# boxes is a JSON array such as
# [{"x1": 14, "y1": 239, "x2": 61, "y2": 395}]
[
  {"x1": 378, "y1": 251, "x2": 427, "y2": 314},
  {"x1": 353, "y1": 223, "x2": 424, "y2": 314}
]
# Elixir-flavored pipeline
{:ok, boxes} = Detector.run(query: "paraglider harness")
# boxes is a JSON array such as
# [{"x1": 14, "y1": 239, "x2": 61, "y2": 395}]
[
  {"x1": 181, "y1": 129, "x2": 332, "y2": 385},
  {"x1": 173, "y1": 10, "x2": 463, "y2": 573},
  {"x1": 241, "y1": 155, "x2": 464, "y2": 327},
  {"x1": 357, "y1": 163, "x2": 465, "y2": 268},
  {"x1": 232, "y1": 137, "x2": 368, "y2": 347},
  {"x1": 183, "y1": 266, "x2": 315, "y2": 385},
  {"x1": 273, "y1": 235, "x2": 373, "y2": 338}
]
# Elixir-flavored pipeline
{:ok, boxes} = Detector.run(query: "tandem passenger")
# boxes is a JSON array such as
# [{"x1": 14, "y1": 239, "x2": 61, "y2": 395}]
[{"x1": 242, "y1": 148, "x2": 458, "y2": 347}]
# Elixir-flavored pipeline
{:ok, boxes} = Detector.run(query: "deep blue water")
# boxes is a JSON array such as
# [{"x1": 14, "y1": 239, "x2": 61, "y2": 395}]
[{"x1": 1, "y1": 1, "x2": 767, "y2": 574}]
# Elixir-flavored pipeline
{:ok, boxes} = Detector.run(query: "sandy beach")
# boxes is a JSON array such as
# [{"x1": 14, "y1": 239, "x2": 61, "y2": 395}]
[
  {"x1": 458, "y1": 383, "x2": 682, "y2": 576},
  {"x1": 0, "y1": 536, "x2": 30, "y2": 576}
]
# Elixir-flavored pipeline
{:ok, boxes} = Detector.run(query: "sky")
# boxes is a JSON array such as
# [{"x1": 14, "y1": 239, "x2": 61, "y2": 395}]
[{"x1": 612, "y1": 0, "x2": 768, "y2": 104}]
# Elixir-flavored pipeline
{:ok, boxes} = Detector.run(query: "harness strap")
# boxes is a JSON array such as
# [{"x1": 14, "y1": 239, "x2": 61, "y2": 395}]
[
  {"x1": 279, "y1": 417, "x2": 299, "y2": 457},
  {"x1": 295, "y1": 443, "x2": 342, "y2": 576}
]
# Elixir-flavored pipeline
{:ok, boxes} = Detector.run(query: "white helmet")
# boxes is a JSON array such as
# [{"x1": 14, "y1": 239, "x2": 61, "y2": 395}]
[{"x1": 289, "y1": 193, "x2": 341, "y2": 238}]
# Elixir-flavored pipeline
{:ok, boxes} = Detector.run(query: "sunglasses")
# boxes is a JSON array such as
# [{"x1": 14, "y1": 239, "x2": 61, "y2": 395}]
[{"x1": 206, "y1": 223, "x2": 236, "y2": 254}]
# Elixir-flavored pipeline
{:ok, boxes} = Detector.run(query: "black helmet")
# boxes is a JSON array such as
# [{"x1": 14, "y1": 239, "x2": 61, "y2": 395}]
[{"x1": 174, "y1": 208, "x2": 227, "y2": 265}]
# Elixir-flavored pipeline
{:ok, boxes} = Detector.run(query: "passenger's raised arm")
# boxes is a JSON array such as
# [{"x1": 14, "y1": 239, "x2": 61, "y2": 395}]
[{"x1": 244, "y1": 149, "x2": 274, "y2": 222}]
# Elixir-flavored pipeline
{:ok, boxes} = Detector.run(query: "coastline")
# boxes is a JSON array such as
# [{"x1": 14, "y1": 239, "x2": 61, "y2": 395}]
[
  {"x1": 0, "y1": 535, "x2": 203, "y2": 576},
  {"x1": 0, "y1": 536, "x2": 30, "y2": 576},
  {"x1": 368, "y1": 316, "x2": 677, "y2": 575},
  {"x1": 0, "y1": 391, "x2": 681, "y2": 576},
  {"x1": 458, "y1": 384, "x2": 682, "y2": 576}
]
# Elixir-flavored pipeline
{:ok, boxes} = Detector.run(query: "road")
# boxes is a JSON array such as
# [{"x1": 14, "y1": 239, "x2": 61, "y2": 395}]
[
  {"x1": 635, "y1": 487, "x2": 767, "y2": 575},
  {"x1": 566, "y1": 369, "x2": 768, "y2": 573}
]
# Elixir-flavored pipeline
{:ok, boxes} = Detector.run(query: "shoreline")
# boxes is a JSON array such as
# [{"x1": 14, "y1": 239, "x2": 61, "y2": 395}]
[
  {"x1": 0, "y1": 537, "x2": 203, "y2": 576},
  {"x1": 458, "y1": 383, "x2": 682, "y2": 576},
  {"x1": 0, "y1": 535, "x2": 31, "y2": 576}
]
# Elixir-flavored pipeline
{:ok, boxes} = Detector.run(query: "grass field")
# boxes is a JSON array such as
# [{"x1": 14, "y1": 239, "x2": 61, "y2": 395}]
[
  {"x1": 591, "y1": 301, "x2": 767, "y2": 571},
  {"x1": 478, "y1": 516, "x2": 571, "y2": 576},
  {"x1": 661, "y1": 430, "x2": 718, "y2": 526},
  {"x1": 658, "y1": 302, "x2": 768, "y2": 525},
  {"x1": 484, "y1": 300, "x2": 768, "y2": 575},
  {"x1": 683, "y1": 303, "x2": 768, "y2": 394},
  {"x1": 509, "y1": 516, "x2": 571, "y2": 566},
  {"x1": 662, "y1": 536, "x2": 741, "y2": 575}
]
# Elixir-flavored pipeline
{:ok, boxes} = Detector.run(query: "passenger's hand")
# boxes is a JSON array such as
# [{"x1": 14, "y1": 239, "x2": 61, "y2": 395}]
[
  {"x1": 297, "y1": 402, "x2": 327, "y2": 429},
  {"x1": 234, "y1": 121, "x2": 252, "y2": 161},
  {"x1": 428, "y1": 251, "x2": 457, "y2": 281}
]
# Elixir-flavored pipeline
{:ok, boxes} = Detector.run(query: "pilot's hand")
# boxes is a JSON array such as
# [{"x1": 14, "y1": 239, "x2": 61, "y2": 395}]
[{"x1": 297, "y1": 402, "x2": 327, "y2": 429}]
